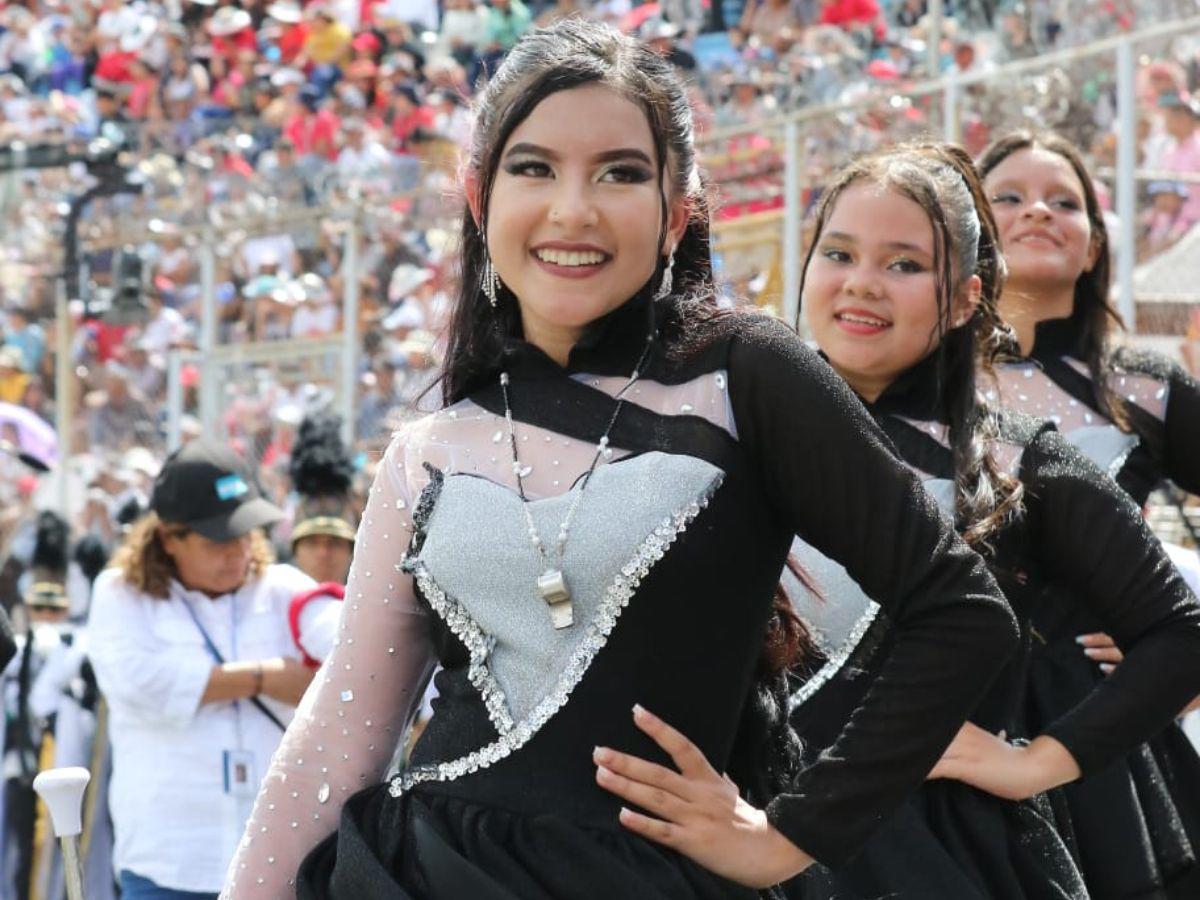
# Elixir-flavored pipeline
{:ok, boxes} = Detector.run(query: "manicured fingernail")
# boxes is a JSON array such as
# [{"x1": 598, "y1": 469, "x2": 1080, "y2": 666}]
[
  {"x1": 593, "y1": 746, "x2": 611, "y2": 763},
  {"x1": 1083, "y1": 648, "x2": 1098, "y2": 657},
  {"x1": 596, "y1": 765, "x2": 612, "y2": 780},
  {"x1": 1074, "y1": 635, "x2": 1086, "y2": 644},
  {"x1": 1100, "y1": 664, "x2": 1115, "y2": 674}
]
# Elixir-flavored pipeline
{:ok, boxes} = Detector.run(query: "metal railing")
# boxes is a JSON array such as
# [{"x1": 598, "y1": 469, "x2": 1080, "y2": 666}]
[{"x1": 698, "y1": 15, "x2": 1200, "y2": 346}]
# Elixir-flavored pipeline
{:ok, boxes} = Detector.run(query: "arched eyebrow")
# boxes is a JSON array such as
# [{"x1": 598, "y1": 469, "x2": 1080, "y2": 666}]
[
  {"x1": 986, "y1": 176, "x2": 1083, "y2": 200},
  {"x1": 824, "y1": 231, "x2": 931, "y2": 254},
  {"x1": 504, "y1": 142, "x2": 653, "y2": 166}
]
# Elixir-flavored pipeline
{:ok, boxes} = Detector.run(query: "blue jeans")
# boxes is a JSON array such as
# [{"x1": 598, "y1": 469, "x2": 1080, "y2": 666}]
[{"x1": 119, "y1": 870, "x2": 219, "y2": 900}]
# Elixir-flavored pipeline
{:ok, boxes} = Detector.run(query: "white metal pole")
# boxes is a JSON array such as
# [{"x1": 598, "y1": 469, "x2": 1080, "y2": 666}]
[
  {"x1": 782, "y1": 121, "x2": 802, "y2": 329},
  {"x1": 198, "y1": 232, "x2": 218, "y2": 435},
  {"x1": 943, "y1": 71, "x2": 960, "y2": 143},
  {"x1": 166, "y1": 349, "x2": 183, "y2": 452},
  {"x1": 53, "y1": 279, "x2": 70, "y2": 518},
  {"x1": 340, "y1": 217, "x2": 360, "y2": 446},
  {"x1": 1115, "y1": 39, "x2": 1137, "y2": 331},
  {"x1": 927, "y1": 0, "x2": 944, "y2": 79}
]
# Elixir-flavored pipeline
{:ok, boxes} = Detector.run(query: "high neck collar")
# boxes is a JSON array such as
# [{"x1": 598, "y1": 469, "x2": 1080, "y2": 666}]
[
  {"x1": 863, "y1": 349, "x2": 948, "y2": 424},
  {"x1": 1023, "y1": 305, "x2": 1089, "y2": 362},
  {"x1": 499, "y1": 288, "x2": 663, "y2": 379}
]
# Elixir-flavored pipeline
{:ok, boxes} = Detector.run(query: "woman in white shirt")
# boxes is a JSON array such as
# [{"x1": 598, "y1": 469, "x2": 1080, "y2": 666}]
[{"x1": 88, "y1": 441, "x2": 322, "y2": 900}]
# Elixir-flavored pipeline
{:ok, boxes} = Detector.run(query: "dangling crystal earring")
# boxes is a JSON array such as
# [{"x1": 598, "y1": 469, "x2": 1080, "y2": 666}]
[
  {"x1": 481, "y1": 255, "x2": 500, "y2": 308},
  {"x1": 652, "y1": 250, "x2": 675, "y2": 302}
]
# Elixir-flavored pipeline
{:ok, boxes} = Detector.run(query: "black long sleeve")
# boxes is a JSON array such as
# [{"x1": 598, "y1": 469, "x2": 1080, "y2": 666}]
[
  {"x1": 1022, "y1": 426, "x2": 1200, "y2": 774},
  {"x1": 726, "y1": 318, "x2": 1018, "y2": 867},
  {"x1": 1164, "y1": 362, "x2": 1200, "y2": 495}
]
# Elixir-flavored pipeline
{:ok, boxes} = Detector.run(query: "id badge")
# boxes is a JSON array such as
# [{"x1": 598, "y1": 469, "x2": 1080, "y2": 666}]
[{"x1": 222, "y1": 749, "x2": 258, "y2": 800}]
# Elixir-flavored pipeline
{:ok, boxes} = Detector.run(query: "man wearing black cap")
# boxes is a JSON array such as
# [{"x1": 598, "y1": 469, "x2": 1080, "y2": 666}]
[{"x1": 86, "y1": 441, "x2": 319, "y2": 899}]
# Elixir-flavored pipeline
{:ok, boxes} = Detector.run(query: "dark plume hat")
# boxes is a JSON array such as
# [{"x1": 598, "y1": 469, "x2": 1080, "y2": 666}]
[{"x1": 289, "y1": 415, "x2": 358, "y2": 546}]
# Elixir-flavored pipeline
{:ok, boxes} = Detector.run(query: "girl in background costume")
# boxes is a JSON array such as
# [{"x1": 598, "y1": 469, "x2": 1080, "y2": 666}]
[{"x1": 980, "y1": 131, "x2": 1200, "y2": 898}]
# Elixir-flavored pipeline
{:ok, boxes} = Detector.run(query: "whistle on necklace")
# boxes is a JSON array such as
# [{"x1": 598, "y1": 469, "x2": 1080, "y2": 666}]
[{"x1": 538, "y1": 569, "x2": 573, "y2": 629}]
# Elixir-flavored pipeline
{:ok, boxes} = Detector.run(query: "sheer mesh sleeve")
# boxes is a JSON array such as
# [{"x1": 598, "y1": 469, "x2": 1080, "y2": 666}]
[{"x1": 222, "y1": 434, "x2": 436, "y2": 898}]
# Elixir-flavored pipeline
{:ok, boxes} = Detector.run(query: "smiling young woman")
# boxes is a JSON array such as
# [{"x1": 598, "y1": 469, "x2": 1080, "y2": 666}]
[
  {"x1": 783, "y1": 142, "x2": 1200, "y2": 900},
  {"x1": 221, "y1": 22, "x2": 1022, "y2": 900},
  {"x1": 979, "y1": 130, "x2": 1200, "y2": 898}
]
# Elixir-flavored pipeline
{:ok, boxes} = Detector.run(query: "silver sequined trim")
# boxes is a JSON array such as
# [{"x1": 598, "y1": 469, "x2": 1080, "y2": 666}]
[
  {"x1": 1107, "y1": 438, "x2": 1139, "y2": 480},
  {"x1": 789, "y1": 602, "x2": 881, "y2": 710},
  {"x1": 411, "y1": 565, "x2": 515, "y2": 734},
  {"x1": 388, "y1": 476, "x2": 723, "y2": 797}
]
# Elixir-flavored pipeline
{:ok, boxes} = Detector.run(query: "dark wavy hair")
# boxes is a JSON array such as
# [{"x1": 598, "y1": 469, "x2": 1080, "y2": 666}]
[
  {"x1": 977, "y1": 130, "x2": 1128, "y2": 428},
  {"x1": 801, "y1": 142, "x2": 1024, "y2": 548},
  {"x1": 436, "y1": 18, "x2": 809, "y2": 800}
]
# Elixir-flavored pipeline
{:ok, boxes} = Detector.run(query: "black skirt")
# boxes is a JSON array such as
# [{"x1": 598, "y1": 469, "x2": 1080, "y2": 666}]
[
  {"x1": 782, "y1": 779, "x2": 1086, "y2": 900},
  {"x1": 296, "y1": 783, "x2": 767, "y2": 900},
  {"x1": 1027, "y1": 622, "x2": 1200, "y2": 899}
]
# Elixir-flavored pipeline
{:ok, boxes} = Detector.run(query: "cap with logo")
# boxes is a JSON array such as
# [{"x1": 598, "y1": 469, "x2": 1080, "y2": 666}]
[{"x1": 151, "y1": 440, "x2": 283, "y2": 541}]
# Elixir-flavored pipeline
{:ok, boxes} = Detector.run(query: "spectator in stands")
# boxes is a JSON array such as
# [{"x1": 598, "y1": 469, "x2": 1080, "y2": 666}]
[
  {"x1": 207, "y1": 6, "x2": 257, "y2": 66},
  {"x1": 818, "y1": 0, "x2": 881, "y2": 39},
  {"x1": 289, "y1": 274, "x2": 340, "y2": 338},
  {"x1": 739, "y1": 0, "x2": 805, "y2": 51},
  {"x1": 336, "y1": 117, "x2": 392, "y2": 188},
  {"x1": 436, "y1": 0, "x2": 489, "y2": 68},
  {"x1": 121, "y1": 336, "x2": 167, "y2": 402},
  {"x1": 4, "y1": 307, "x2": 45, "y2": 375},
  {"x1": 429, "y1": 89, "x2": 472, "y2": 144},
  {"x1": 298, "y1": 3, "x2": 353, "y2": 75},
  {"x1": 256, "y1": 136, "x2": 312, "y2": 204},
  {"x1": 0, "y1": 346, "x2": 30, "y2": 404},
  {"x1": 141, "y1": 284, "x2": 188, "y2": 355},
  {"x1": 356, "y1": 359, "x2": 405, "y2": 441},
  {"x1": 1160, "y1": 93, "x2": 1200, "y2": 243},
  {"x1": 479, "y1": 0, "x2": 532, "y2": 76},
  {"x1": 1140, "y1": 180, "x2": 1192, "y2": 258},
  {"x1": 126, "y1": 56, "x2": 162, "y2": 121},
  {"x1": 715, "y1": 69, "x2": 776, "y2": 127},
  {"x1": 88, "y1": 362, "x2": 155, "y2": 452},
  {"x1": 154, "y1": 227, "x2": 195, "y2": 288},
  {"x1": 894, "y1": 0, "x2": 926, "y2": 29},
  {"x1": 268, "y1": 0, "x2": 310, "y2": 64},
  {"x1": 284, "y1": 85, "x2": 340, "y2": 160}
]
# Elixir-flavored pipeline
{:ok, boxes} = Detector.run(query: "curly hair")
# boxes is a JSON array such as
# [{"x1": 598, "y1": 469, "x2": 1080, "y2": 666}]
[{"x1": 109, "y1": 512, "x2": 275, "y2": 599}]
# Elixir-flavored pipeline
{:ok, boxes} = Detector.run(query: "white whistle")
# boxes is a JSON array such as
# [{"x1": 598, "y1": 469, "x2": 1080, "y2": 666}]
[{"x1": 33, "y1": 767, "x2": 90, "y2": 900}]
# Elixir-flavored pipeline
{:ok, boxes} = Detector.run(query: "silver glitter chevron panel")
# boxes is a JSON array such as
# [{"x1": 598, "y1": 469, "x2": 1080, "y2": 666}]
[
  {"x1": 411, "y1": 451, "x2": 724, "y2": 728},
  {"x1": 391, "y1": 451, "x2": 723, "y2": 795}
]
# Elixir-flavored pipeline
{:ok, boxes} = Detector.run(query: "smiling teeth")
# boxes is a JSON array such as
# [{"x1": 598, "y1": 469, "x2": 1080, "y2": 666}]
[
  {"x1": 838, "y1": 313, "x2": 889, "y2": 327},
  {"x1": 535, "y1": 249, "x2": 607, "y2": 266}
]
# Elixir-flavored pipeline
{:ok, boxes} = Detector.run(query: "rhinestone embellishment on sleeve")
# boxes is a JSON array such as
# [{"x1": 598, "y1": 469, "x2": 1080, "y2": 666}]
[{"x1": 388, "y1": 476, "x2": 723, "y2": 798}]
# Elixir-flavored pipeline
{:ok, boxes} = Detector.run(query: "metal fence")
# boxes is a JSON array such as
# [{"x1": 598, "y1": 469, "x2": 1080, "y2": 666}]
[{"x1": 700, "y1": 15, "x2": 1200, "y2": 370}]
